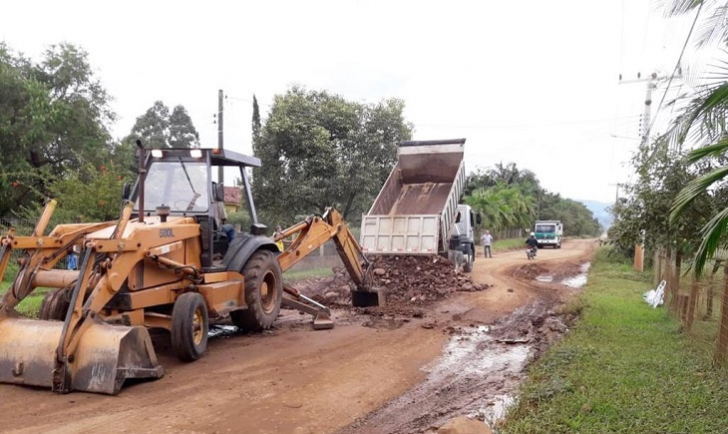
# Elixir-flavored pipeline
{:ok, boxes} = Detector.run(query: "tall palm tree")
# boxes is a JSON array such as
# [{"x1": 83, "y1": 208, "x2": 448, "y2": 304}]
[{"x1": 668, "y1": 0, "x2": 728, "y2": 274}]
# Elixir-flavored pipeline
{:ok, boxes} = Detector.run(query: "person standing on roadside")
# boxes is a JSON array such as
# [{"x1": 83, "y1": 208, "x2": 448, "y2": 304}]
[{"x1": 481, "y1": 230, "x2": 493, "y2": 258}]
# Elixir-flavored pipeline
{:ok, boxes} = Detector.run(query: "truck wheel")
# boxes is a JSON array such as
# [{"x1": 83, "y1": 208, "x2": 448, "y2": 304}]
[
  {"x1": 231, "y1": 250, "x2": 283, "y2": 331},
  {"x1": 463, "y1": 244, "x2": 474, "y2": 273},
  {"x1": 39, "y1": 288, "x2": 70, "y2": 321},
  {"x1": 171, "y1": 292, "x2": 209, "y2": 362}
]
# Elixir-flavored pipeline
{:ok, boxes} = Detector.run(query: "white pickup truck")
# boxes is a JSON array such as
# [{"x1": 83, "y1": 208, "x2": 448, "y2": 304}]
[{"x1": 359, "y1": 139, "x2": 479, "y2": 272}]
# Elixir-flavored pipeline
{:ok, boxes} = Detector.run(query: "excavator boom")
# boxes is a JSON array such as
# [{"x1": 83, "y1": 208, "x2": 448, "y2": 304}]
[{"x1": 275, "y1": 208, "x2": 383, "y2": 328}]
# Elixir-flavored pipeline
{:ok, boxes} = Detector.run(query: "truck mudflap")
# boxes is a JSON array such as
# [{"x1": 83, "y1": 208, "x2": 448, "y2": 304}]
[{"x1": 0, "y1": 318, "x2": 163, "y2": 395}]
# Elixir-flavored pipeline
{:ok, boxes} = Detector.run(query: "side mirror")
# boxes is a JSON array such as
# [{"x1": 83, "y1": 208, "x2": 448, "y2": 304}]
[
  {"x1": 476, "y1": 213, "x2": 482, "y2": 225},
  {"x1": 213, "y1": 183, "x2": 225, "y2": 202},
  {"x1": 121, "y1": 182, "x2": 132, "y2": 201}
]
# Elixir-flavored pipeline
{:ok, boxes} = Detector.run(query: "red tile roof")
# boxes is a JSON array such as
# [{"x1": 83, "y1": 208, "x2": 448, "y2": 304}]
[{"x1": 224, "y1": 186, "x2": 241, "y2": 205}]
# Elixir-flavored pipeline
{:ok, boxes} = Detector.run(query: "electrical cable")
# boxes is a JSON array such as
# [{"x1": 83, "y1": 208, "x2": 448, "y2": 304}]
[{"x1": 648, "y1": 2, "x2": 704, "y2": 145}]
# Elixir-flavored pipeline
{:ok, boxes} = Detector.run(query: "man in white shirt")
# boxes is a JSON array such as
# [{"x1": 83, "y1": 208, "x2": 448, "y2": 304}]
[{"x1": 481, "y1": 230, "x2": 493, "y2": 258}]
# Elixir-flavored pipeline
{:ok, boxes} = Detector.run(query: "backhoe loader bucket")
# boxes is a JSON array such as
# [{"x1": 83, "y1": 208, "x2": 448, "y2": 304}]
[{"x1": 0, "y1": 318, "x2": 163, "y2": 395}]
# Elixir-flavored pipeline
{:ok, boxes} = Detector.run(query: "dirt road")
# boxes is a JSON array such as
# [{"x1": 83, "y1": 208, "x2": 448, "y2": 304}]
[{"x1": 0, "y1": 240, "x2": 594, "y2": 434}]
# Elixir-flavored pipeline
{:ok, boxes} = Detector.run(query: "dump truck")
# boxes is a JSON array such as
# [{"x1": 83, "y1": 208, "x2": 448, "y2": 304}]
[
  {"x1": 534, "y1": 220, "x2": 563, "y2": 249},
  {"x1": 360, "y1": 139, "x2": 479, "y2": 272},
  {"x1": 0, "y1": 144, "x2": 378, "y2": 395}
]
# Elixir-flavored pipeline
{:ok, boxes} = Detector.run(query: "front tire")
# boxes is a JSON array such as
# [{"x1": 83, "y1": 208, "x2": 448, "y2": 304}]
[
  {"x1": 171, "y1": 292, "x2": 209, "y2": 362},
  {"x1": 230, "y1": 250, "x2": 283, "y2": 331}
]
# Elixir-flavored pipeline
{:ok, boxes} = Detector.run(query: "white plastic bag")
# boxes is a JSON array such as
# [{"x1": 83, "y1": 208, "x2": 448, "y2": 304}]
[{"x1": 643, "y1": 280, "x2": 666, "y2": 308}]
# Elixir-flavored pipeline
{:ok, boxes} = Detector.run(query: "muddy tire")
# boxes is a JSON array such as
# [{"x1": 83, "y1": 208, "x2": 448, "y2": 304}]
[
  {"x1": 230, "y1": 250, "x2": 283, "y2": 331},
  {"x1": 463, "y1": 244, "x2": 474, "y2": 273},
  {"x1": 171, "y1": 292, "x2": 209, "y2": 362},
  {"x1": 39, "y1": 288, "x2": 70, "y2": 321}
]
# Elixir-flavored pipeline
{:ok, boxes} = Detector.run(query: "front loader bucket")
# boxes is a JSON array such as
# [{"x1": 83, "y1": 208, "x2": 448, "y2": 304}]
[{"x1": 0, "y1": 318, "x2": 163, "y2": 395}]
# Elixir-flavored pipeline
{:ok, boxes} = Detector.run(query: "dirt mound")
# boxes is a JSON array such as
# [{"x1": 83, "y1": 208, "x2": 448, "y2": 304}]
[{"x1": 292, "y1": 255, "x2": 491, "y2": 312}]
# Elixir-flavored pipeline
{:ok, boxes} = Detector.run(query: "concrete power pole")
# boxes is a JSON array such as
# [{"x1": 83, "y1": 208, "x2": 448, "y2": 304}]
[
  {"x1": 217, "y1": 89, "x2": 224, "y2": 185},
  {"x1": 618, "y1": 72, "x2": 673, "y2": 149}
]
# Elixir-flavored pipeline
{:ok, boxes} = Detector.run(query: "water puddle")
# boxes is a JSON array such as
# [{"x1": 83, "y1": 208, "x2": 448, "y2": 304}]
[
  {"x1": 344, "y1": 324, "x2": 534, "y2": 433},
  {"x1": 534, "y1": 262, "x2": 591, "y2": 289},
  {"x1": 561, "y1": 262, "x2": 591, "y2": 288}
]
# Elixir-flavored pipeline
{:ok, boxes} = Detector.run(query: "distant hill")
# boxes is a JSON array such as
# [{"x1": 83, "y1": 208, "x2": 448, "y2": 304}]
[{"x1": 576, "y1": 200, "x2": 613, "y2": 231}]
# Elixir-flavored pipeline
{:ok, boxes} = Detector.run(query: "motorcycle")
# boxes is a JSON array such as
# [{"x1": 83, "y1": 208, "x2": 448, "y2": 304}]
[{"x1": 526, "y1": 247, "x2": 537, "y2": 260}]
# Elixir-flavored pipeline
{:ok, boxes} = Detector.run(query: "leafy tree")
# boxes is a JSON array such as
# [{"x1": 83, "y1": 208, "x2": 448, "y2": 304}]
[
  {"x1": 610, "y1": 139, "x2": 715, "y2": 263},
  {"x1": 466, "y1": 182, "x2": 535, "y2": 232},
  {"x1": 252, "y1": 86, "x2": 413, "y2": 225},
  {"x1": 539, "y1": 193, "x2": 603, "y2": 237},
  {"x1": 124, "y1": 101, "x2": 199, "y2": 149},
  {"x1": 169, "y1": 105, "x2": 199, "y2": 148},
  {"x1": 0, "y1": 42, "x2": 115, "y2": 216},
  {"x1": 252, "y1": 94, "x2": 261, "y2": 140},
  {"x1": 655, "y1": 0, "x2": 728, "y2": 274},
  {"x1": 464, "y1": 161, "x2": 600, "y2": 237}
]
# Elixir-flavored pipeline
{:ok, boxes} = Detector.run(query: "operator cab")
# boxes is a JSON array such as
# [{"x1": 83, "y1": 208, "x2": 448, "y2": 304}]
[{"x1": 124, "y1": 147, "x2": 266, "y2": 271}]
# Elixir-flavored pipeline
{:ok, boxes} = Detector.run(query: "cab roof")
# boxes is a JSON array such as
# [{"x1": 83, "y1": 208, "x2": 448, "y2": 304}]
[{"x1": 148, "y1": 148, "x2": 261, "y2": 168}]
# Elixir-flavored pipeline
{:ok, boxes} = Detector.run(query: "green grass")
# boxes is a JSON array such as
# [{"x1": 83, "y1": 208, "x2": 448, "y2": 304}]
[
  {"x1": 491, "y1": 238, "x2": 526, "y2": 252},
  {"x1": 283, "y1": 267, "x2": 334, "y2": 282},
  {"x1": 504, "y1": 248, "x2": 728, "y2": 434},
  {"x1": 0, "y1": 280, "x2": 46, "y2": 318}
]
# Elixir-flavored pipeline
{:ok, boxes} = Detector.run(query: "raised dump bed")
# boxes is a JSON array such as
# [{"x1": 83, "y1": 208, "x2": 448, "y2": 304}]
[{"x1": 360, "y1": 139, "x2": 467, "y2": 256}]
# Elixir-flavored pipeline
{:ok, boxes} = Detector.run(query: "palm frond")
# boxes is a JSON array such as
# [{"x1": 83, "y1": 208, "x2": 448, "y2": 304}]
[
  {"x1": 671, "y1": 165, "x2": 728, "y2": 222},
  {"x1": 692, "y1": 204, "x2": 728, "y2": 276},
  {"x1": 685, "y1": 137, "x2": 728, "y2": 163}
]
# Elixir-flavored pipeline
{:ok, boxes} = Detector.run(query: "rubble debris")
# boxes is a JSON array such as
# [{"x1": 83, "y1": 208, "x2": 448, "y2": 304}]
[{"x1": 290, "y1": 255, "x2": 492, "y2": 310}]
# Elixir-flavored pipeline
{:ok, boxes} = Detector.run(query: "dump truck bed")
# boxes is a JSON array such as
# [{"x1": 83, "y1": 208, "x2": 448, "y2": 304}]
[{"x1": 361, "y1": 139, "x2": 466, "y2": 255}]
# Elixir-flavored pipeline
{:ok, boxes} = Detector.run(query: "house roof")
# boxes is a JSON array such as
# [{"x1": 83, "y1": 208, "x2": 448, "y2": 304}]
[{"x1": 224, "y1": 186, "x2": 241, "y2": 205}]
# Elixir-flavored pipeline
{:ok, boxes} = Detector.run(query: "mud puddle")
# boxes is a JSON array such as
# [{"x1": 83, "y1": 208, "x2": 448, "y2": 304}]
[
  {"x1": 534, "y1": 262, "x2": 590, "y2": 289},
  {"x1": 561, "y1": 262, "x2": 591, "y2": 288},
  {"x1": 337, "y1": 300, "x2": 571, "y2": 434}
]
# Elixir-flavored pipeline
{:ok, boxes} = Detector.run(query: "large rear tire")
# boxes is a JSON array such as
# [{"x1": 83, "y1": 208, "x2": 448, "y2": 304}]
[
  {"x1": 230, "y1": 250, "x2": 283, "y2": 331},
  {"x1": 39, "y1": 288, "x2": 70, "y2": 321},
  {"x1": 171, "y1": 292, "x2": 209, "y2": 362}
]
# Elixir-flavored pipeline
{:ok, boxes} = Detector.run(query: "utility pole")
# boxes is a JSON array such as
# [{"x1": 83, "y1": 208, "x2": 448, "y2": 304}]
[
  {"x1": 217, "y1": 89, "x2": 224, "y2": 185},
  {"x1": 608, "y1": 183, "x2": 622, "y2": 203},
  {"x1": 618, "y1": 71, "x2": 674, "y2": 149}
]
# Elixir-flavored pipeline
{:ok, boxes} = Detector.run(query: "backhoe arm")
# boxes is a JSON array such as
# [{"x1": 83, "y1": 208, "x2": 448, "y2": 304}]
[
  {"x1": 276, "y1": 208, "x2": 383, "y2": 308},
  {"x1": 276, "y1": 208, "x2": 370, "y2": 289}
]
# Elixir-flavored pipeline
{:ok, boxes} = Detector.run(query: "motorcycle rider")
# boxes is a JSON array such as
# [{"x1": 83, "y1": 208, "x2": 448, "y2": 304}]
[{"x1": 525, "y1": 232, "x2": 538, "y2": 256}]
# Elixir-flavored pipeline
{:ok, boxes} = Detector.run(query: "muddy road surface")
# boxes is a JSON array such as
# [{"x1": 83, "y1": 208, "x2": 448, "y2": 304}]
[{"x1": 0, "y1": 239, "x2": 595, "y2": 434}]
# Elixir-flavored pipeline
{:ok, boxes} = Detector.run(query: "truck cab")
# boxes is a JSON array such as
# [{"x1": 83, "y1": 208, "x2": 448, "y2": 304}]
[
  {"x1": 534, "y1": 220, "x2": 563, "y2": 249},
  {"x1": 448, "y1": 204, "x2": 479, "y2": 272}
]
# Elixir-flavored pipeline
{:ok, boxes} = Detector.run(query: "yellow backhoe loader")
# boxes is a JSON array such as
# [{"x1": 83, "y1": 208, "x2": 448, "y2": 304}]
[{"x1": 0, "y1": 143, "x2": 381, "y2": 395}]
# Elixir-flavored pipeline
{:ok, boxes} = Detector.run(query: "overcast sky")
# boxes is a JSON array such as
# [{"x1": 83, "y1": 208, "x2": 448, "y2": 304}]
[{"x1": 2, "y1": 0, "x2": 699, "y2": 203}]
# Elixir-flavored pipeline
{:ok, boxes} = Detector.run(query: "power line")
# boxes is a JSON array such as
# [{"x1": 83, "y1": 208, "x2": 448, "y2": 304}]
[{"x1": 648, "y1": 2, "x2": 704, "y2": 148}]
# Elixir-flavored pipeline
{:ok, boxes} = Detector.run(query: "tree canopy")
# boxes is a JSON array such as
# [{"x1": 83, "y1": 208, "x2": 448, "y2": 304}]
[
  {"x1": 0, "y1": 42, "x2": 115, "y2": 216},
  {"x1": 252, "y1": 86, "x2": 413, "y2": 225},
  {"x1": 464, "y1": 162, "x2": 602, "y2": 237}
]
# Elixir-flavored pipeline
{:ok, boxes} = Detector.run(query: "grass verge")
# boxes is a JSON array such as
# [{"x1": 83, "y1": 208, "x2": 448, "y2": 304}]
[
  {"x1": 491, "y1": 238, "x2": 525, "y2": 252},
  {"x1": 0, "y1": 281, "x2": 45, "y2": 318},
  {"x1": 504, "y1": 247, "x2": 728, "y2": 433}
]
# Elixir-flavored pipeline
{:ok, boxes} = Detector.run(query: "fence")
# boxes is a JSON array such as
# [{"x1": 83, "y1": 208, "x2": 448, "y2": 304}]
[
  {"x1": 492, "y1": 228, "x2": 526, "y2": 241},
  {"x1": 654, "y1": 248, "x2": 728, "y2": 365}
]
